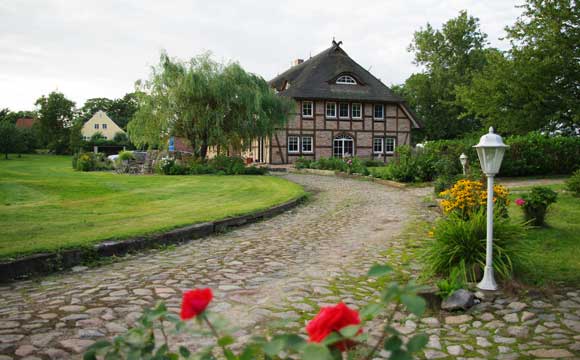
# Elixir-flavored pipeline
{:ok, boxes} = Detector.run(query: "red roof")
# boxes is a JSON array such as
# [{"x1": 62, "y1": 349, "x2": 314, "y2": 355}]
[{"x1": 15, "y1": 118, "x2": 37, "y2": 129}]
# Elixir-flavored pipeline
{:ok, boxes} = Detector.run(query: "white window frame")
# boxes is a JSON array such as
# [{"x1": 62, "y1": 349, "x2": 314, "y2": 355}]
[
  {"x1": 325, "y1": 102, "x2": 336, "y2": 118},
  {"x1": 373, "y1": 137, "x2": 384, "y2": 154},
  {"x1": 302, "y1": 101, "x2": 313, "y2": 118},
  {"x1": 94, "y1": 123, "x2": 99, "y2": 129},
  {"x1": 288, "y1": 136, "x2": 300, "y2": 153},
  {"x1": 373, "y1": 104, "x2": 384, "y2": 120},
  {"x1": 351, "y1": 103, "x2": 362, "y2": 119},
  {"x1": 336, "y1": 75, "x2": 357, "y2": 85},
  {"x1": 385, "y1": 137, "x2": 396, "y2": 154},
  {"x1": 301, "y1": 136, "x2": 313, "y2": 153},
  {"x1": 338, "y1": 103, "x2": 349, "y2": 119}
]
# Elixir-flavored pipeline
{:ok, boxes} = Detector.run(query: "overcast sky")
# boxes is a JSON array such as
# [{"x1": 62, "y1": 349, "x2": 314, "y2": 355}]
[{"x1": 0, "y1": 0, "x2": 522, "y2": 111}]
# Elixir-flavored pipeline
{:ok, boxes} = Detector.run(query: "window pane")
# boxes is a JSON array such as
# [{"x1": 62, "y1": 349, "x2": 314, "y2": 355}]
[
  {"x1": 326, "y1": 103, "x2": 336, "y2": 117},
  {"x1": 302, "y1": 102, "x2": 313, "y2": 117},
  {"x1": 352, "y1": 103, "x2": 361, "y2": 118},
  {"x1": 373, "y1": 138, "x2": 383, "y2": 153},
  {"x1": 385, "y1": 138, "x2": 395, "y2": 153},
  {"x1": 374, "y1": 105, "x2": 383, "y2": 119},
  {"x1": 339, "y1": 103, "x2": 349, "y2": 118},
  {"x1": 288, "y1": 136, "x2": 299, "y2": 153},
  {"x1": 302, "y1": 136, "x2": 313, "y2": 153}
]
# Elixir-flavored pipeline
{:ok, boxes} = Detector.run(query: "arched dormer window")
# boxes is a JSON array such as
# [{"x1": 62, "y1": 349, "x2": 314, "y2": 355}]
[{"x1": 336, "y1": 75, "x2": 357, "y2": 85}]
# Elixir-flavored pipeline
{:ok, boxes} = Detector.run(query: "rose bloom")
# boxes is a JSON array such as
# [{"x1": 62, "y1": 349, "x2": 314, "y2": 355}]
[
  {"x1": 180, "y1": 288, "x2": 213, "y2": 320},
  {"x1": 515, "y1": 198, "x2": 526, "y2": 206},
  {"x1": 306, "y1": 302, "x2": 362, "y2": 351}
]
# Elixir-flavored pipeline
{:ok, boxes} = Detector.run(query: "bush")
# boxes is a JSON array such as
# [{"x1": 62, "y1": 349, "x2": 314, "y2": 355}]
[
  {"x1": 209, "y1": 155, "x2": 245, "y2": 175},
  {"x1": 565, "y1": 170, "x2": 580, "y2": 197},
  {"x1": 433, "y1": 174, "x2": 464, "y2": 194},
  {"x1": 362, "y1": 159, "x2": 384, "y2": 167},
  {"x1": 241, "y1": 166, "x2": 268, "y2": 175},
  {"x1": 117, "y1": 150, "x2": 135, "y2": 161},
  {"x1": 159, "y1": 157, "x2": 187, "y2": 175},
  {"x1": 368, "y1": 146, "x2": 437, "y2": 183},
  {"x1": 294, "y1": 156, "x2": 313, "y2": 169},
  {"x1": 311, "y1": 157, "x2": 347, "y2": 172},
  {"x1": 73, "y1": 152, "x2": 112, "y2": 172},
  {"x1": 516, "y1": 186, "x2": 558, "y2": 226},
  {"x1": 189, "y1": 163, "x2": 215, "y2": 175},
  {"x1": 424, "y1": 210, "x2": 527, "y2": 282},
  {"x1": 439, "y1": 179, "x2": 510, "y2": 219}
]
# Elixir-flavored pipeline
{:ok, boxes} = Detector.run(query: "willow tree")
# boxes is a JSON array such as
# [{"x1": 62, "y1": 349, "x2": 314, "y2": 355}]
[{"x1": 128, "y1": 52, "x2": 293, "y2": 159}]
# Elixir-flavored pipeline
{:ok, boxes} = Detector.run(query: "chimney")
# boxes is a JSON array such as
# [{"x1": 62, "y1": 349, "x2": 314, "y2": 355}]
[{"x1": 292, "y1": 58, "x2": 304, "y2": 66}]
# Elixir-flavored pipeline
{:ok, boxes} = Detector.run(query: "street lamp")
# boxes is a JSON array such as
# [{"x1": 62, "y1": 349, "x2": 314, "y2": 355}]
[
  {"x1": 474, "y1": 127, "x2": 509, "y2": 291},
  {"x1": 459, "y1": 153, "x2": 468, "y2": 175}
]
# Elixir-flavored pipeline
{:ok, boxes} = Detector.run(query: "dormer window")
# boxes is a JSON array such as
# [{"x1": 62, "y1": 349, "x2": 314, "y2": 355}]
[{"x1": 336, "y1": 75, "x2": 357, "y2": 85}]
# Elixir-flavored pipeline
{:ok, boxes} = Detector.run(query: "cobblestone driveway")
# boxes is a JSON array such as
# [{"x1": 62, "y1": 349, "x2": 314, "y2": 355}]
[{"x1": 0, "y1": 174, "x2": 431, "y2": 359}]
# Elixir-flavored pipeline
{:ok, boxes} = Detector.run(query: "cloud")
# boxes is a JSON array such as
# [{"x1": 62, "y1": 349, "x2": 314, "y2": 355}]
[{"x1": 0, "y1": 0, "x2": 521, "y2": 110}]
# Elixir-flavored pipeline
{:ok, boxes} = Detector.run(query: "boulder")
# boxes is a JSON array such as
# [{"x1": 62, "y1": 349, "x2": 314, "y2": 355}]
[{"x1": 442, "y1": 289, "x2": 475, "y2": 311}]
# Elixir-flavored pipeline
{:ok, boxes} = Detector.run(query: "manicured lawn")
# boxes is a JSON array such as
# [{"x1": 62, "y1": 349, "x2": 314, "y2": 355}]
[
  {"x1": 509, "y1": 184, "x2": 580, "y2": 286},
  {"x1": 0, "y1": 155, "x2": 304, "y2": 259}
]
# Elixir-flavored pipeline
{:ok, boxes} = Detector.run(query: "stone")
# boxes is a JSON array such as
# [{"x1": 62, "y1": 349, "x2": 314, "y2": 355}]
[
  {"x1": 71, "y1": 266, "x2": 88, "y2": 272},
  {"x1": 78, "y1": 329, "x2": 105, "y2": 339},
  {"x1": 507, "y1": 326, "x2": 529, "y2": 338},
  {"x1": 494, "y1": 336, "x2": 516, "y2": 344},
  {"x1": 421, "y1": 317, "x2": 440, "y2": 327},
  {"x1": 441, "y1": 289, "x2": 475, "y2": 311},
  {"x1": 15, "y1": 344, "x2": 37, "y2": 357},
  {"x1": 0, "y1": 321, "x2": 19, "y2": 329},
  {"x1": 133, "y1": 288, "x2": 152, "y2": 296},
  {"x1": 507, "y1": 302, "x2": 527, "y2": 312},
  {"x1": 423, "y1": 350, "x2": 447, "y2": 359},
  {"x1": 44, "y1": 348, "x2": 71, "y2": 359},
  {"x1": 427, "y1": 335, "x2": 441, "y2": 349},
  {"x1": 476, "y1": 337, "x2": 492, "y2": 347},
  {"x1": 521, "y1": 311, "x2": 536, "y2": 322},
  {"x1": 59, "y1": 339, "x2": 94, "y2": 353},
  {"x1": 105, "y1": 322, "x2": 127, "y2": 333},
  {"x1": 480, "y1": 312, "x2": 495, "y2": 321},
  {"x1": 528, "y1": 349, "x2": 574, "y2": 358},
  {"x1": 447, "y1": 345, "x2": 463, "y2": 356},
  {"x1": 31, "y1": 332, "x2": 60, "y2": 347},
  {"x1": 0, "y1": 334, "x2": 24, "y2": 343},
  {"x1": 445, "y1": 314, "x2": 473, "y2": 325},
  {"x1": 562, "y1": 319, "x2": 580, "y2": 332},
  {"x1": 59, "y1": 305, "x2": 85, "y2": 312},
  {"x1": 535, "y1": 325, "x2": 548, "y2": 334},
  {"x1": 504, "y1": 313, "x2": 519, "y2": 323}
]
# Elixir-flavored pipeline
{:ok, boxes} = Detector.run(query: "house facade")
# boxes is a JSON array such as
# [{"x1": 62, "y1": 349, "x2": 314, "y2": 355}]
[
  {"x1": 260, "y1": 41, "x2": 421, "y2": 164},
  {"x1": 81, "y1": 111, "x2": 125, "y2": 141}
]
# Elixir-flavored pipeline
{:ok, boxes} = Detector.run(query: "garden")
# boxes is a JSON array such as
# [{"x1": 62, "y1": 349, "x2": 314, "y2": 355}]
[{"x1": 0, "y1": 155, "x2": 304, "y2": 259}]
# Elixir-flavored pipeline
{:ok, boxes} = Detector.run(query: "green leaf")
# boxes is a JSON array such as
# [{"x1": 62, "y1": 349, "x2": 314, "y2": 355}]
[
  {"x1": 360, "y1": 303, "x2": 383, "y2": 320},
  {"x1": 83, "y1": 350, "x2": 97, "y2": 360},
  {"x1": 339, "y1": 325, "x2": 360, "y2": 338},
  {"x1": 400, "y1": 294, "x2": 426, "y2": 316},
  {"x1": 301, "y1": 343, "x2": 333, "y2": 360},
  {"x1": 389, "y1": 349, "x2": 413, "y2": 360},
  {"x1": 218, "y1": 335, "x2": 235, "y2": 347},
  {"x1": 406, "y1": 333, "x2": 428, "y2": 353},
  {"x1": 368, "y1": 264, "x2": 393, "y2": 277},
  {"x1": 223, "y1": 348, "x2": 236, "y2": 360},
  {"x1": 383, "y1": 335, "x2": 402, "y2": 351},
  {"x1": 280, "y1": 334, "x2": 307, "y2": 352},
  {"x1": 179, "y1": 346, "x2": 191, "y2": 358},
  {"x1": 240, "y1": 345, "x2": 260, "y2": 360},
  {"x1": 322, "y1": 332, "x2": 343, "y2": 346},
  {"x1": 262, "y1": 338, "x2": 285, "y2": 357}
]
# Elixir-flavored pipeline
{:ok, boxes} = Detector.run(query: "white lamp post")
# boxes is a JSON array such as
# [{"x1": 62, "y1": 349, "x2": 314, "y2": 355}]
[
  {"x1": 474, "y1": 127, "x2": 509, "y2": 291},
  {"x1": 459, "y1": 153, "x2": 468, "y2": 175}
]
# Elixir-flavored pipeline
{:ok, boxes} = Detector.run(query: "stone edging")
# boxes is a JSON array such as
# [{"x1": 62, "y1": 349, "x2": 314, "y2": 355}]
[
  {"x1": 289, "y1": 168, "x2": 409, "y2": 189},
  {"x1": 0, "y1": 195, "x2": 306, "y2": 283}
]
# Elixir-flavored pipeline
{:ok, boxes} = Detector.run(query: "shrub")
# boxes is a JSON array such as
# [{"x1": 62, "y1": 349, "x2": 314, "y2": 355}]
[
  {"x1": 73, "y1": 152, "x2": 112, "y2": 172},
  {"x1": 294, "y1": 156, "x2": 313, "y2": 169},
  {"x1": 565, "y1": 170, "x2": 580, "y2": 197},
  {"x1": 433, "y1": 174, "x2": 464, "y2": 194},
  {"x1": 158, "y1": 157, "x2": 188, "y2": 175},
  {"x1": 424, "y1": 210, "x2": 527, "y2": 282},
  {"x1": 362, "y1": 159, "x2": 384, "y2": 167},
  {"x1": 439, "y1": 179, "x2": 510, "y2": 219},
  {"x1": 516, "y1": 186, "x2": 558, "y2": 226},
  {"x1": 242, "y1": 166, "x2": 268, "y2": 175},
  {"x1": 311, "y1": 157, "x2": 347, "y2": 172},
  {"x1": 209, "y1": 155, "x2": 245, "y2": 175},
  {"x1": 189, "y1": 163, "x2": 215, "y2": 175},
  {"x1": 369, "y1": 146, "x2": 437, "y2": 183},
  {"x1": 117, "y1": 150, "x2": 135, "y2": 161}
]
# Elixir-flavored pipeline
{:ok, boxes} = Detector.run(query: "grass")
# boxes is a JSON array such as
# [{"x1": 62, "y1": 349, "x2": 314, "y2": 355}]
[
  {"x1": 0, "y1": 155, "x2": 305, "y2": 259},
  {"x1": 509, "y1": 184, "x2": 580, "y2": 286}
]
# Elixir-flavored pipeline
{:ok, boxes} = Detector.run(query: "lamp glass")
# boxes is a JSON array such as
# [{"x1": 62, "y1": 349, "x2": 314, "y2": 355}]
[{"x1": 476, "y1": 146, "x2": 505, "y2": 175}]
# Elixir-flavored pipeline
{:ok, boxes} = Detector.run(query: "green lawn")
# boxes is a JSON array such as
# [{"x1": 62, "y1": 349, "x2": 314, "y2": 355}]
[
  {"x1": 509, "y1": 184, "x2": 580, "y2": 286},
  {"x1": 0, "y1": 155, "x2": 304, "y2": 259}
]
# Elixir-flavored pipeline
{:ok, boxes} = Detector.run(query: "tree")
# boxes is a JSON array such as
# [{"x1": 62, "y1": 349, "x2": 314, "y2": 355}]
[
  {"x1": 0, "y1": 120, "x2": 17, "y2": 159},
  {"x1": 457, "y1": 0, "x2": 579, "y2": 135},
  {"x1": 35, "y1": 91, "x2": 76, "y2": 154},
  {"x1": 399, "y1": 11, "x2": 490, "y2": 140},
  {"x1": 78, "y1": 93, "x2": 140, "y2": 129},
  {"x1": 128, "y1": 52, "x2": 293, "y2": 159}
]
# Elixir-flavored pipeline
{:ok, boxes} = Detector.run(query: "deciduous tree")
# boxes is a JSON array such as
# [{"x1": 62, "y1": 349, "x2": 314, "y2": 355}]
[{"x1": 35, "y1": 91, "x2": 76, "y2": 154}]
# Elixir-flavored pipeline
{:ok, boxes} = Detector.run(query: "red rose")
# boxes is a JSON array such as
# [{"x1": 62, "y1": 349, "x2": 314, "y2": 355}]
[
  {"x1": 306, "y1": 302, "x2": 362, "y2": 351},
  {"x1": 180, "y1": 288, "x2": 213, "y2": 320}
]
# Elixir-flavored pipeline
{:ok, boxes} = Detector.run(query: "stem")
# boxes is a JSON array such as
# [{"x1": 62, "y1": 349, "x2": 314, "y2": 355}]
[
  {"x1": 365, "y1": 303, "x2": 399, "y2": 360},
  {"x1": 202, "y1": 313, "x2": 230, "y2": 357},
  {"x1": 159, "y1": 317, "x2": 170, "y2": 352}
]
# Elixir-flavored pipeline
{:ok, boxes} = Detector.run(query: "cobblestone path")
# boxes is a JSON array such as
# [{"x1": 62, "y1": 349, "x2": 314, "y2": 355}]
[{"x1": 0, "y1": 174, "x2": 579, "y2": 359}]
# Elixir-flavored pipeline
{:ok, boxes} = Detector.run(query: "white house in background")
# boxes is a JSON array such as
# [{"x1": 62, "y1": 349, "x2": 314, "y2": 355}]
[{"x1": 81, "y1": 111, "x2": 125, "y2": 140}]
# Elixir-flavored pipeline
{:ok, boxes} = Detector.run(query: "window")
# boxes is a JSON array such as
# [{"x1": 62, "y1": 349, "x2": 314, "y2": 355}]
[
  {"x1": 336, "y1": 75, "x2": 357, "y2": 84},
  {"x1": 339, "y1": 103, "x2": 349, "y2": 119},
  {"x1": 94, "y1": 123, "x2": 99, "y2": 129},
  {"x1": 385, "y1": 137, "x2": 396, "y2": 154},
  {"x1": 325, "y1": 102, "x2": 336, "y2": 118},
  {"x1": 288, "y1": 136, "x2": 299, "y2": 153},
  {"x1": 102, "y1": 123, "x2": 107, "y2": 129},
  {"x1": 302, "y1": 101, "x2": 313, "y2": 118},
  {"x1": 374, "y1": 104, "x2": 384, "y2": 120},
  {"x1": 302, "y1": 136, "x2": 313, "y2": 153},
  {"x1": 351, "y1": 103, "x2": 362, "y2": 119},
  {"x1": 373, "y1": 137, "x2": 384, "y2": 154},
  {"x1": 333, "y1": 135, "x2": 354, "y2": 158}
]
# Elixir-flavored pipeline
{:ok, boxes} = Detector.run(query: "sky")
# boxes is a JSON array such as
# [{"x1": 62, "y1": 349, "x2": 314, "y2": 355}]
[{"x1": 0, "y1": 0, "x2": 523, "y2": 111}]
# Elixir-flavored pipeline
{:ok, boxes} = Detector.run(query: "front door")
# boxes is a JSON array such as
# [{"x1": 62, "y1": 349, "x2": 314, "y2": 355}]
[{"x1": 333, "y1": 135, "x2": 354, "y2": 158}]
